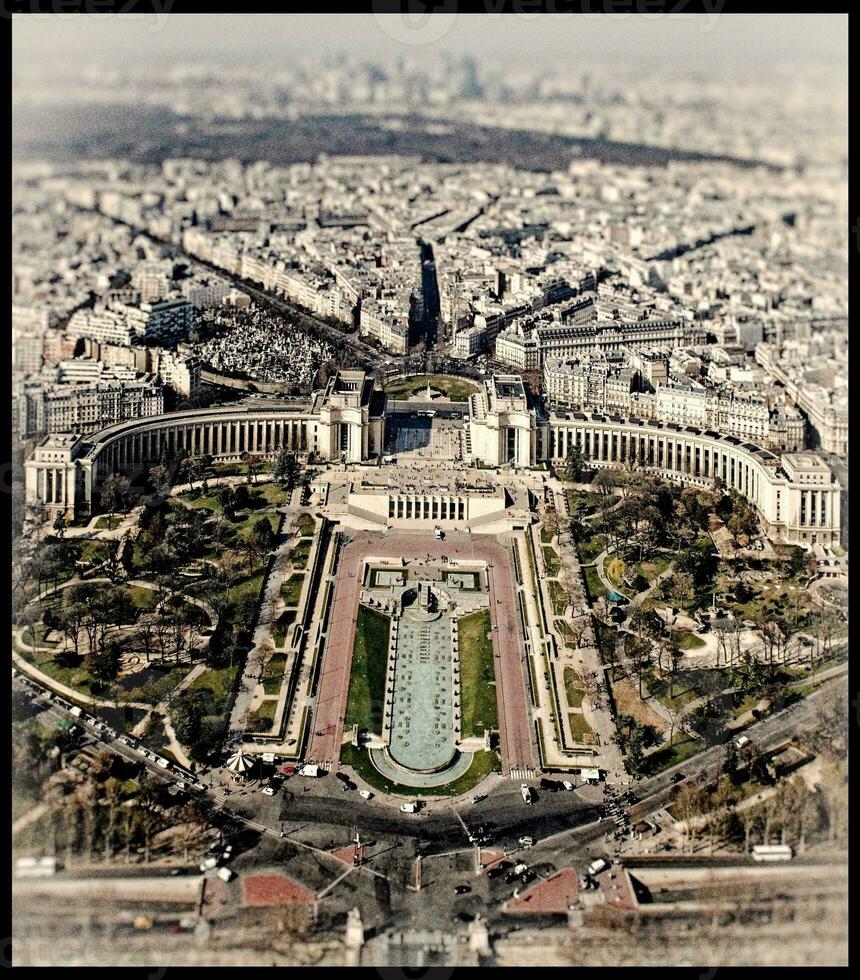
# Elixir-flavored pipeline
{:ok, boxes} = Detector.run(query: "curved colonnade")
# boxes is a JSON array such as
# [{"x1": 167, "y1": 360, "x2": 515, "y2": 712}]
[{"x1": 24, "y1": 378, "x2": 842, "y2": 548}]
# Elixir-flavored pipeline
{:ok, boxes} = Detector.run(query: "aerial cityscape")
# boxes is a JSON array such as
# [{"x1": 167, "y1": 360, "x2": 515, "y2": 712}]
[{"x1": 10, "y1": 8, "x2": 849, "y2": 968}]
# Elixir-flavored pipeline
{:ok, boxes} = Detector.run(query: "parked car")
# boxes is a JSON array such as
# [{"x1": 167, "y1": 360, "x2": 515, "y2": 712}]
[
  {"x1": 670, "y1": 772, "x2": 686, "y2": 784},
  {"x1": 518, "y1": 836, "x2": 535, "y2": 848},
  {"x1": 359, "y1": 789, "x2": 373, "y2": 800},
  {"x1": 587, "y1": 858, "x2": 610, "y2": 876},
  {"x1": 454, "y1": 885, "x2": 471, "y2": 895}
]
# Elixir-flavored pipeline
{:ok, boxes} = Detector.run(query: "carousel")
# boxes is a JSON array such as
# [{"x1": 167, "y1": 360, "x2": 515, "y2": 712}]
[{"x1": 225, "y1": 746, "x2": 255, "y2": 782}]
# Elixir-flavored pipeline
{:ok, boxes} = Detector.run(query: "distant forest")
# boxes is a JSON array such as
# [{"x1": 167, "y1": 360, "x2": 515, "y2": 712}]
[{"x1": 12, "y1": 104, "x2": 777, "y2": 173}]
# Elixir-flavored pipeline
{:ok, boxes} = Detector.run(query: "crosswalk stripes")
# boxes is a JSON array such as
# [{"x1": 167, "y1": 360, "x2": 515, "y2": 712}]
[{"x1": 509, "y1": 767, "x2": 537, "y2": 780}]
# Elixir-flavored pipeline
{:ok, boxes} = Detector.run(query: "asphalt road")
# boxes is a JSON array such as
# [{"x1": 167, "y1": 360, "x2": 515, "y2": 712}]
[{"x1": 14, "y1": 664, "x2": 843, "y2": 865}]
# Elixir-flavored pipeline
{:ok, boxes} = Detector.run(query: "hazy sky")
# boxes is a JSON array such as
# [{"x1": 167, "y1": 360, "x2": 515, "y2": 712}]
[{"x1": 13, "y1": 12, "x2": 848, "y2": 72}]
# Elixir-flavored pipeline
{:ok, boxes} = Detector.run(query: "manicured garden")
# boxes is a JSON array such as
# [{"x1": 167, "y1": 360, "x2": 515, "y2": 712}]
[
  {"x1": 343, "y1": 605, "x2": 391, "y2": 734},
  {"x1": 383, "y1": 374, "x2": 480, "y2": 402},
  {"x1": 458, "y1": 609, "x2": 499, "y2": 737}
]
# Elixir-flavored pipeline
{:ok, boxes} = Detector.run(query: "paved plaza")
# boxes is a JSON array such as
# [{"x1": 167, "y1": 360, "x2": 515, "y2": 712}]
[{"x1": 388, "y1": 418, "x2": 463, "y2": 461}]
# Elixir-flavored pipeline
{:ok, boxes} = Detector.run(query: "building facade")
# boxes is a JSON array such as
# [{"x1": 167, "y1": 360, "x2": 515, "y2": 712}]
[{"x1": 24, "y1": 372, "x2": 841, "y2": 547}]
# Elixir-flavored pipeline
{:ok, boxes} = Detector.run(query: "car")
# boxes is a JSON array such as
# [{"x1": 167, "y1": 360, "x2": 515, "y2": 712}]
[
  {"x1": 562, "y1": 781, "x2": 575, "y2": 791},
  {"x1": 520, "y1": 870, "x2": 535, "y2": 884},
  {"x1": 504, "y1": 871, "x2": 519, "y2": 884},
  {"x1": 335, "y1": 772, "x2": 350, "y2": 784},
  {"x1": 518, "y1": 836, "x2": 535, "y2": 848},
  {"x1": 513, "y1": 863, "x2": 528, "y2": 875},
  {"x1": 156, "y1": 757, "x2": 171, "y2": 769},
  {"x1": 487, "y1": 866, "x2": 507, "y2": 879},
  {"x1": 399, "y1": 801, "x2": 419, "y2": 813},
  {"x1": 199, "y1": 857, "x2": 218, "y2": 871},
  {"x1": 670, "y1": 772, "x2": 686, "y2": 784},
  {"x1": 118, "y1": 735, "x2": 132, "y2": 746},
  {"x1": 262, "y1": 786, "x2": 276, "y2": 796},
  {"x1": 454, "y1": 885, "x2": 471, "y2": 895},
  {"x1": 170, "y1": 868, "x2": 188, "y2": 876},
  {"x1": 455, "y1": 911, "x2": 474, "y2": 923},
  {"x1": 359, "y1": 789, "x2": 373, "y2": 800},
  {"x1": 471, "y1": 794, "x2": 486, "y2": 804},
  {"x1": 587, "y1": 858, "x2": 610, "y2": 876},
  {"x1": 520, "y1": 783, "x2": 533, "y2": 805}
]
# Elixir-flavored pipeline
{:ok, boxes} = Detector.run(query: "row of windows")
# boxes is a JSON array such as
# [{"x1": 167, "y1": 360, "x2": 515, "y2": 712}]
[{"x1": 388, "y1": 496, "x2": 466, "y2": 521}]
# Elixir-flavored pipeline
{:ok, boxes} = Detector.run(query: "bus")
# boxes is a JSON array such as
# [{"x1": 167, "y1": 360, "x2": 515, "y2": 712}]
[{"x1": 751, "y1": 844, "x2": 793, "y2": 862}]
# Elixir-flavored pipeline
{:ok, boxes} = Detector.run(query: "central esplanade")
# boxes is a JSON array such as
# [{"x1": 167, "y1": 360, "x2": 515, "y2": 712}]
[{"x1": 25, "y1": 370, "x2": 842, "y2": 547}]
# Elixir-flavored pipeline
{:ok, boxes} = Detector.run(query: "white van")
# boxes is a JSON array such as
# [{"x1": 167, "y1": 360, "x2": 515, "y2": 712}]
[
  {"x1": 298, "y1": 763, "x2": 319, "y2": 778},
  {"x1": 735, "y1": 735, "x2": 751, "y2": 749},
  {"x1": 399, "y1": 801, "x2": 419, "y2": 813},
  {"x1": 587, "y1": 858, "x2": 610, "y2": 876}
]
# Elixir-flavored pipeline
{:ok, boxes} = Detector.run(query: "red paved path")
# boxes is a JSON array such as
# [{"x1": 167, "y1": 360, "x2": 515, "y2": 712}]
[
  {"x1": 305, "y1": 531, "x2": 536, "y2": 776},
  {"x1": 241, "y1": 874, "x2": 316, "y2": 908},
  {"x1": 503, "y1": 868, "x2": 581, "y2": 914}
]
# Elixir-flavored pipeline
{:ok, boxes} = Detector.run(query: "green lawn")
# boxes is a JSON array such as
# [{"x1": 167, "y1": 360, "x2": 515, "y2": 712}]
[
  {"x1": 675, "y1": 631, "x2": 707, "y2": 651},
  {"x1": 583, "y1": 566, "x2": 605, "y2": 603},
  {"x1": 293, "y1": 514, "x2": 316, "y2": 537},
  {"x1": 563, "y1": 666, "x2": 585, "y2": 708},
  {"x1": 458, "y1": 610, "x2": 499, "y2": 737},
  {"x1": 248, "y1": 699, "x2": 277, "y2": 732},
  {"x1": 644, "y1": 666, "x2": 734, "y2": 714},
  {"x1": 291, "y1": 539, "x2": 312, "y2": 570},
  {"x1": 344, "y1": 606, "x2": 390, "y2": 734},
  {"x1": 549, "y1": 580, "x2": 569, "y2": 616},
  {"x1": 542, "y1": 546, "x2": 561, "y2": 577},
  {"x1": 640, "y1": 733, "x2": 704, "y2": 775},
  {"x1": 340, "y1": 743, "x2": 499, "y2": 797},
  {"x1": 383, "y1": 374, "x2": 479, "y2": 401},
  {"x1": 576, "y1": 533, "x2": 606, "y2": 565},
  {"x1": 188, "y1": 664, "x2": 240, "y2": 715},
  {"x1": 568, "y1": 712, "x2": 593, "y2": 741},
  {"x1": 281, "y1": 573, "x2": 305, "y2": 607},
  {"x1": 262, "y1": 653, "x2": 288, "y2": 694},
  {"x1": 636, "y1": 552, "x2": 672, "y2": 583}
]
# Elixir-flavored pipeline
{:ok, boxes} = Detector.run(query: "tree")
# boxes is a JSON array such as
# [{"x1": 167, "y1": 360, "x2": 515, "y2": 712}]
[
  {"x1": 100, "y1": 474, "x2": 132, "y2": 529},
  {"x1": 241, "y1": 451, "x2": 260, "y2": 484},
  {"x1": 61, "y1": 582, "x2": 97, "y2": 658},
  {"x1": 53, "y1": 511, "x2": 68, "y2": 539},
  {"x1": 250, "y1": 515, "x2": 276, "y2": 554},
  {"x1": 96, "y1": 540, "x2": 122, "y2": 582},
  {"x1": 87, "y1": 641, "x2": 122, "y2": 685},
  {"x1": 272, "y1": 446, "x2": 300, "y2": 492},
  {"x1": 565, "y1": 442, "x2": 587, "y2": 482},
  {"x1": 672, "y1": 571, "x2": 695, "y2": 609}
]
